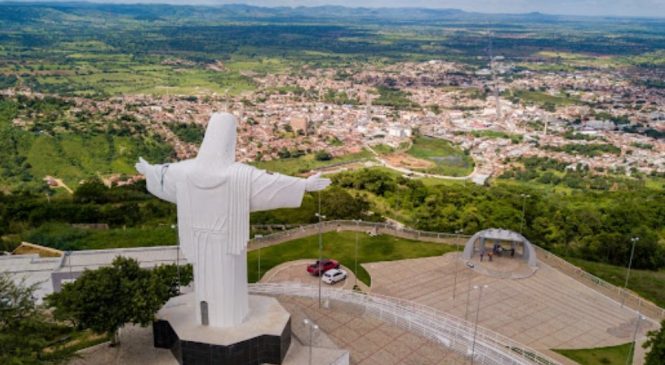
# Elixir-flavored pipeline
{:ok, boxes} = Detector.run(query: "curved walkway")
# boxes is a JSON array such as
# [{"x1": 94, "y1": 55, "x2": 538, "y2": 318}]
[
  {"x1": 278, "y1": 294, "x2": 465, "y2": 365},
  {"x1": 251, "y1": 283, "x2": 560, "y2": 365}
]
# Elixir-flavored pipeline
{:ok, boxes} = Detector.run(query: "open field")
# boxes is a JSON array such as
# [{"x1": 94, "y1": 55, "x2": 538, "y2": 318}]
[
  {"x1": 406, "y1": 136, "x2": 474, "y2": 176},
  {"x1": 384, "y1": 152, "x2": 435, "y2": 170}
]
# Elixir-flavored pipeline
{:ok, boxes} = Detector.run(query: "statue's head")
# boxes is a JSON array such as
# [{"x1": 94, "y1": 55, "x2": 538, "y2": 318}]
[{"x1": 196, "y1": 112, "x2": 237, "y2": 169}]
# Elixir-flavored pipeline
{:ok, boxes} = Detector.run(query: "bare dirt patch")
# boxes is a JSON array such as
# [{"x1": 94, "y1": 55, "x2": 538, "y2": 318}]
[{"x1": 384, "y1": 153, "x2": 434, "y2": 170}]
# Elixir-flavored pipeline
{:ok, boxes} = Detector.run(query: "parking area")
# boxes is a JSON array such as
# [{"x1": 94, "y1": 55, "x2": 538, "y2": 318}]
[{"x1": 259, "y1": 259, "x2": 357, "y2": 290}]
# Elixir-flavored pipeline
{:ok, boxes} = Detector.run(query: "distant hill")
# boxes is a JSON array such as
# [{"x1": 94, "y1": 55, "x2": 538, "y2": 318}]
[{"x1": 0, "y1": 1, "x2": 659, "y2": 26}]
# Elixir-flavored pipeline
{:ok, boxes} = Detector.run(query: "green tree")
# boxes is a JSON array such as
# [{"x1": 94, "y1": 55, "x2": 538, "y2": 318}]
[
  {"x1": 643, "y1": 319, "x2": 665, "y2": 365},
  {"x1": 320, "y1": 186, "x2": 369, "y2": 220},
  {"x1": 46, "y1": 257, "x2": 191, "y2": 345},
  {"x1": 0, "y1": 274, "x2": 73, "y2": 365},
  {"x1": 73, "y1": 177, "x2": 109, "y2": 204},
  {"x1": 314, "y1": 150, "x2": 332, "y2": 161}
]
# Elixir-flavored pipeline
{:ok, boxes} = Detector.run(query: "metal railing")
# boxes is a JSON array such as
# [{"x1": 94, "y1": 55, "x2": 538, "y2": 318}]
[
  {"x1": 250, "y1": 283, "x2": 559, "y2": 365},
  {"x1": 247, "y1": 220, "x2": 665, "y2": 322},
  {"x1": 329, "y1": 351, "x2": 349, "y2": 365}
]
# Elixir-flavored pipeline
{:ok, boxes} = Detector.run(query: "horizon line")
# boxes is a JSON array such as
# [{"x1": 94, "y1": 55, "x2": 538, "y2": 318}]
[{"x1": 1, "y1": 0, "x2": 665, "y2": 20}]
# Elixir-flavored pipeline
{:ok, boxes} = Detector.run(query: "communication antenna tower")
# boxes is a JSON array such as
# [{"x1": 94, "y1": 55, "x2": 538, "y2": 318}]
[{"x1": 488, "y1": 27, "x2": 501, "y2": 120}]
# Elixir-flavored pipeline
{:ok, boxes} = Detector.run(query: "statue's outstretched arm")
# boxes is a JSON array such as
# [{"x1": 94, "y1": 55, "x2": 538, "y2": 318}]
[
  {"x1": 136, "y1": 156, "x2": 178, "y2": 204},
  {"x1": 305, "y1": 173, "x2": 332, "y2": 192},
  {"x1": 135, "y1": 157, "x2": 150, "y2": 175},
  {"x1": 250, "y1": 168, "x2": 330, "y2": 212}
]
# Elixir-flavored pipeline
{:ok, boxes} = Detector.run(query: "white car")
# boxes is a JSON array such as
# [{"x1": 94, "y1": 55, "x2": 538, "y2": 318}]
[{"x1": 321, "y1": 268, "x2": 347, "y2": 285}]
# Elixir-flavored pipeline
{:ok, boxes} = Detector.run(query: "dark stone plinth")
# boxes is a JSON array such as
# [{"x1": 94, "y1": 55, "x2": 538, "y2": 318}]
[{"x1": 153, "y1": 294, "x2": 291, "y2": 365}]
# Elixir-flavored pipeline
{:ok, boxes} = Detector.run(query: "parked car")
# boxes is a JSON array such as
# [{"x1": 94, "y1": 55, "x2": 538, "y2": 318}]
[
  {"x1": 306, "y1": 259, "x2": 340, "y2": 276},
  {"x1": 322, "y1": 269, "x2": 347, "y2": 285}
]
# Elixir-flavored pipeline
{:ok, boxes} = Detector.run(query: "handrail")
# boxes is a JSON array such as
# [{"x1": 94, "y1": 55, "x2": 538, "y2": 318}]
[{"x1": 250, "y1": 283, "x2": 559, "y2": 365}]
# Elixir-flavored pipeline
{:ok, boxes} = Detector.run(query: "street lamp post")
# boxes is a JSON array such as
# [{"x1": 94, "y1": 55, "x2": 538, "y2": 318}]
[
  {"x1": 303, "y1": 319, "x2": 319, "y2": 365},
  {"x1": 353, "y1": 219, "x2": 362, "y2": 287},
  {"x1": 519, "y1": 194, "x2": 530, "y2": 234},
  {"x1": 254, "y1": 234, "x2": 264, "y2": 281},
  {"x1": 470, "y1": 284, "x2": 488, "y2": 365},
  {"x1": 464, "y1": 265, "x2": 473, "y2": 321},
  {"x1": 315, "y1": 192, "x2": 326, "y2": 308},
  {"x1": 622, "y1": 237, "x2": 639, "y2": 307},
  {"x1": 452, "y1": 229, "x2": 463, "y2": 301},
  {"x1": 258, "y1": 245, "x2": 261, "y2": 280},
  {"x1": 172, "y1": 224, "x2": 181, "y2": 294},
  {"x1": 626, "y1": 313, "x2": 643, "y2": 365}
]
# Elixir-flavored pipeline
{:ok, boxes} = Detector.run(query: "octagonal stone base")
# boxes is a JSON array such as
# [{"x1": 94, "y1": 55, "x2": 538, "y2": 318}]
[{"x1": 153, "y1": 293, "x2": 291, "y2": 365}]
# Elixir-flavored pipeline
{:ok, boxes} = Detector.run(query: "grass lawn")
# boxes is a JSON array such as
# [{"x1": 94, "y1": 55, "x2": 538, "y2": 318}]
[
  {"x1": 553, "y1": 342, "x2": 633, "y2": 365},
  {"x1": 247, "y1": 231, "x2": 456, "y2": 285},
  {"x1": 43, "y1": 329, "x2": 110, "y2": 362},
  {"x1": 21, "y1": 223, "x2": 178, "y2": 251},
  {"x1": 566, "y1": 258, "x2": 665, "y2": 308},
  {"x1": 74, "y1": 226, "x2": 178, "y2": 250},
  {"x1": 406, "y1": 136, "x2": 474, "y2": 177},
  {"x1": 252, "y1": 150, "x2": 373, "y2": 176}
]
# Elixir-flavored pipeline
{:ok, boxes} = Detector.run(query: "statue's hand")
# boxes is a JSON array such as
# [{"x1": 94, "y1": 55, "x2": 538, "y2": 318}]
[
  {"x1": 305, "y1": 172, "x2": 331, "y2": 192},
  {"x1": 135, "y1": 157, "x2": 150, "y2": 175}
]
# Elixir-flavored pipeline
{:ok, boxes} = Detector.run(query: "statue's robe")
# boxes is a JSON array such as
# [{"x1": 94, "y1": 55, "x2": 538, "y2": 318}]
[{"x1": 143, "y1": 160, "x2": 307, "y2": 327}]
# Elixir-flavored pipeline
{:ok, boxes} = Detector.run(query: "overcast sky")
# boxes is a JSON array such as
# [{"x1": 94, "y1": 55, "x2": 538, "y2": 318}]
[{"x1": 10, "y1": 0, "x2": 665, "y2": 17}]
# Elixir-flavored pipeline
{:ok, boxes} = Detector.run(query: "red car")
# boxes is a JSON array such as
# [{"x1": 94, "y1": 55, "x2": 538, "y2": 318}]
[{"x1": 307, "y1": 259, "x2": 340, "y2": 276}]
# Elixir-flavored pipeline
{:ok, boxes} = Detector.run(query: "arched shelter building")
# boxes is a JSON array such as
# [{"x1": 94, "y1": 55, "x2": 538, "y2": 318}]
[{"x1": 462, "y1": 228, "x2": 538, "y2": 267}]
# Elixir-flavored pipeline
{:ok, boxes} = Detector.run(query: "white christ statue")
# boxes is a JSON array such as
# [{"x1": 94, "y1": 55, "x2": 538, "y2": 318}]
[{"x1": 135, "y1": 112, "x2": 331, "y2": 328}]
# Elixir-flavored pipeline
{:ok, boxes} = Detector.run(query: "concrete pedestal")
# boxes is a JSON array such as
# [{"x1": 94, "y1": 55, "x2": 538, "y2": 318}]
[{"x1": 153, "y1": 293, "x2": 291, "y2": 365}]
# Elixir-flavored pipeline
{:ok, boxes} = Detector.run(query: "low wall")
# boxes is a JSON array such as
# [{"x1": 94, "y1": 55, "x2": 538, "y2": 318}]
[{"x1": 248, "y1": 220, "x2": 467, "y2": 250}]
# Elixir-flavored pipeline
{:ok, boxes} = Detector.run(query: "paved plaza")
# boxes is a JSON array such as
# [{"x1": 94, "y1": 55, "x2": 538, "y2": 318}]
[
  {"x1": 278, "y1": 295, "x2": 467, "y2": 365},
  {"x1": 67, "y1": 252, "x2": 660, "y2": 365},
  {"x1": 364, "y1": 252, "x2": 655, "y2": 352}
]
